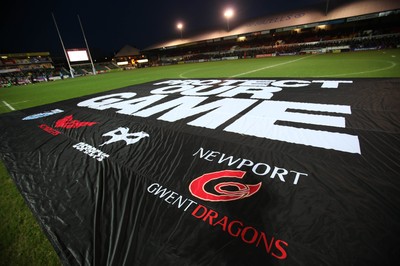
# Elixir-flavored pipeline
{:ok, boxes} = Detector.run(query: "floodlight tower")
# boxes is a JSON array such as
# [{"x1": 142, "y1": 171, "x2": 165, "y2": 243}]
[
  {"x1": 325, "y1": 0, "x2": 330, "y2": 15},
  {"x1": 224, "y1": 8, "x2": 234, "y2": 31},
  {"x1": 177, "y1": 22, "x2": 183, "y2": 38}
]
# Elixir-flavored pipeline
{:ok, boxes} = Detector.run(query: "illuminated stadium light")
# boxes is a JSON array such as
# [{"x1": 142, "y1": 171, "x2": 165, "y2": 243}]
[
  {"x1": 177, "y1": 22, "x2": 183, "y2": 38},
  {"x1": 224, "y1": 8, "x2": 234, "y2": 18},
  {"x1": 117, "y1": 61, "x2": 129, "y2": 66},
  {"x1": 224, "y1": 8, "x2": 234, "y2": 31},
  {"x1": 136, "y1": 59, "x2": 149, "y2": 63}
]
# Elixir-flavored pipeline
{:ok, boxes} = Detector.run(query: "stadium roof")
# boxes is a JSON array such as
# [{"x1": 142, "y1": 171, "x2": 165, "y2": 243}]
[
  {"x1": 114, "y1": 45, "x2": 140, "y2": 57},
  {"x1": 144, "y1": 0, "x2": 400, "y2": 50}
]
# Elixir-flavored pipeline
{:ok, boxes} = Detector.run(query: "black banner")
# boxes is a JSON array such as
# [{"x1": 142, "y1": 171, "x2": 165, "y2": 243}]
[{"x1": 1, "y1": 79, "x2": 399, "y2": 265}]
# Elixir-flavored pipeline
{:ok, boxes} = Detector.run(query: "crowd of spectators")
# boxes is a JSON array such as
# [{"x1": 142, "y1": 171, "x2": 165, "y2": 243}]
[
  {"x1": 0, "y1": 63, "x2": 119, "y2": 87},
  {"x1": 2, "y1": 12, "x2": 399, "y2": 86},
  {"x1": 147, "y1": 12, "x2": 400, "y2": 64},
  {"x1": 153, "y1": 30, "x2": 400, "y2": 64},
  {"x1": 1, "y1": 70, "x2": 58, "y2": 87}
]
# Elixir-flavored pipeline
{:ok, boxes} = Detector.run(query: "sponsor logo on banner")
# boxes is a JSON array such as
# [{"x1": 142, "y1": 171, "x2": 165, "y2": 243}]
[
  {"x1": 35, "y1": 113, "x2": 99, "y2": 138},
  {"x1": 55, "y1": 115, "x2": 98, "y2": 129},
  {"x1": 38, "y1": 124, "x2": 61, "y2": 136},
  {"x1": 147, "y1": 174, "x2": 289, "y2": 260},
  {"x1": 72, "y1": 127, "x2": 149, "y2": 161},
  {"x1": 77, "y1": 79, "x2": 360, "y2": 154},
  {"x1": 72, "y1": 142, "x2": 109, "y2": 162},
  {"x1": 22, "y1": 109, "x2": 64, "y2": 120},
  {"x1": 193, "y1": 147, "x2": 308, "y2": 185},
  {"x1": 147, "y1": 183, "x2": 198, "y2": 211},
  {"x1": 99, "y1": 127, "x2": 149, "y2": 146},
  {"x1": 191, "y1": 203, "x2": 288, "y2": 259},
  {"x1": 189, "y1": 170, "x2": 262, "y2": 202}
]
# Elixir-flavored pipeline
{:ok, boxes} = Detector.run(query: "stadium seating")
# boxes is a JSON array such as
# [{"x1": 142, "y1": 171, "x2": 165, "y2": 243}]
[
  {"x1": 1, "y1": 10, "x2": 399, "y2": 86},
  {"x1": 144, "y1": 11, "x2": 400, "y2": 65}
]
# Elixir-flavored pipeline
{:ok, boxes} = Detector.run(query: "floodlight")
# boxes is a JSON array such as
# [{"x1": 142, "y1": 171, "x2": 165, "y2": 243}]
[
  {"x1": 224, "y1": 9, "x2": 234, "y2": 18},
  {"x1": 177, "y1": 22, "x2": 184, "y2": 38},
  {"x1": 223, "y1": 8, "x2": 234, "y2": 31}
]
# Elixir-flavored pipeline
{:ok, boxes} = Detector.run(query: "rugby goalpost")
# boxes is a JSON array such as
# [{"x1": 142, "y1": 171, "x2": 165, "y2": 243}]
[{"x1": 51, "y1": 13, "x2": 96, "y2": 78}]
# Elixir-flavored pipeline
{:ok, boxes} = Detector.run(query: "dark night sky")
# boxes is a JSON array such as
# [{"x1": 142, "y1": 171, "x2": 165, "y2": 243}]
[{"x1": 0, "y1": 0, "x2": 343, "y2": 57}]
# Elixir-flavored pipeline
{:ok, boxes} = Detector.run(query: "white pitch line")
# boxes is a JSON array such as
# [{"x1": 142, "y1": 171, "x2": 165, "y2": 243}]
[
  {"x1": 318, "y1": 61, "x2": 397, "y2": 77},
  {"x1": 230, "y1": 55, "x2": 314, "y2": 78},
  {"x1": 10, "y1": 100, "x2": 29, "y2": 105},
  {"x1": 2, "y1": 101, "x2": 15, "y2": 111},
  {"x1": 179, "y1": 68, "x2": 200, "y2": 78}
]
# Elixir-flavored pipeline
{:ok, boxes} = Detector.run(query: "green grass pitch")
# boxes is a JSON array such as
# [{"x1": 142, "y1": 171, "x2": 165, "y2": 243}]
[{"x1": 0, "y1": 49, "x2": 399, "y2": 265}]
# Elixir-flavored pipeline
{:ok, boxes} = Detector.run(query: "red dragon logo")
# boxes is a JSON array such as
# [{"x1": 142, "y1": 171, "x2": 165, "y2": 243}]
[
  {"x1": 189, "y1": 170, "x2": 262, "y2": 202},
  {"x1": 55, "y1": 115, "x2": 98, "y2": 129}
]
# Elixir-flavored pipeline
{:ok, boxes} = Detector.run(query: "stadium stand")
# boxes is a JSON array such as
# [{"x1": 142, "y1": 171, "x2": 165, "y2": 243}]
[
  {"x1": 142, "y1": 0, "x2": 400, "y2": 65},
  {"x1": 2, "y1": 0, "x2": 400, "y2": 86},
  {"x1": 70, "y1": 62, "x2": 120, "y2": 76},
  {"x1": 0, "y1": 52, "x2": 56, "y2": 87},
  {"x1": 0, "y1": 51, "x2": 120, "y2": 87},
  {"x1": 113, "y1": 45, "x2": 149, "y2": 69}
]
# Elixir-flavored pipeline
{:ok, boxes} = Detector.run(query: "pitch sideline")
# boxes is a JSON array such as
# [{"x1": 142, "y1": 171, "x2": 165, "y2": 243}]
[
  {"x1": 2, "y1": 101, "x2": 15, "y2": 111},
  {"x1": 230, "y1": 55, "x2": 315, "y2": 78}
]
